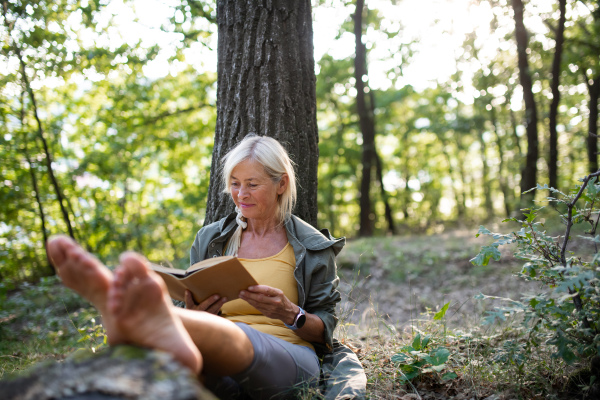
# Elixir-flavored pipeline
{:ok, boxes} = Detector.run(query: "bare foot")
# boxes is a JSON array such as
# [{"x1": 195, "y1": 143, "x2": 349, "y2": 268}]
[
  {"x1": 47, "y1": 235, "x2": 113, "y2": 311},
  {"x1": 46, "y1": 235, "x2": 123, "y2": 343},
  {"x1": 108, "y1": 252, "x2": 203, "y2": 374}
]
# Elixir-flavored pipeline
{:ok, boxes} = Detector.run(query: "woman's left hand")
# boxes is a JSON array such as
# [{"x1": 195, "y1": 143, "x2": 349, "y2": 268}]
[{"x1": 239, "y1": 285, "x2": 297, "y2": 325}]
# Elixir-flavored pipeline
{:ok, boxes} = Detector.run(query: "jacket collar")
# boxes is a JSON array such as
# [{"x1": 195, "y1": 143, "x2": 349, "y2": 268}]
[
  {"x1": 216, "y1": 212, "x2": 345, "y2": 255},
  {"x1": 285, "y1": 215, "x2": 345, "y2": 255}
]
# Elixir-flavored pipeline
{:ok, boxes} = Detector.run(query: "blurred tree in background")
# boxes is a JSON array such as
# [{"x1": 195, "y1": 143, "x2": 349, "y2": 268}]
[{"x1": 1, "y1": 0, "x2": 599, "y2": 283}]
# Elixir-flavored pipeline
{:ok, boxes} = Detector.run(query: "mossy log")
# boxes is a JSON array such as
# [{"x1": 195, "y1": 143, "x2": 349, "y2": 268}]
[{"x1": 0, "y1": 346, "x2": 217, "y2": 400}]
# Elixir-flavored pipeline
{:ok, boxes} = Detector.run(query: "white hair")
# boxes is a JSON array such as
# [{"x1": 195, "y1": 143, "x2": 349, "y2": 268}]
[{"x1": 221, "y1": 135, "x2": 297, "y2": 224}]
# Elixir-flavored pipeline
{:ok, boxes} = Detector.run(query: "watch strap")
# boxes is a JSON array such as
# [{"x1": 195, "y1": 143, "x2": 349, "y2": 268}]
[{"x1": 284, "y1": 307, "x2": 305, "y2": 330}]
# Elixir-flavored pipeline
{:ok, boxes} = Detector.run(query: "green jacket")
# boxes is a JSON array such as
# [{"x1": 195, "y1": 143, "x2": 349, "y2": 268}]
[
  {"x1": 190, "y1": 213, "x2": 367, "y2": 399},
  {"x1": 190, "y1": 213, "x2": 344, "y2": 354}
]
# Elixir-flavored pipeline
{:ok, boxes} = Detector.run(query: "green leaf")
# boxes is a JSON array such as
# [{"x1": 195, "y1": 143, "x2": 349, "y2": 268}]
[
  {"x1": 411, "y1": 333, "x2": 422, "y2": 350},
  {"x1": 470, "y1": 245, "x2": 501, "y2": 266},
  {"x1": 398, "y1": 367, "x2": 420, "y2": 382},
  {"x1": 391, "y1": 353, "x2": 411, "y2": 364},
  {"x1": 421, "y1": 335, "x2": 431, "y2": 350},
  {"x1": 524, "y1": 209, "x2": 536, "y2": 223},
  {"x1": 431, "y1": 364, "x2": 446, "y2": 372},
  {"x1": 442, "y1": 372, "x2": 458, "y2": 381},
  {"x1": 424, "y1": 347, "x2": 451, "y2": 366},
  {"x1": 434, "y1": 301, "x2": 451, "y2": 320}
]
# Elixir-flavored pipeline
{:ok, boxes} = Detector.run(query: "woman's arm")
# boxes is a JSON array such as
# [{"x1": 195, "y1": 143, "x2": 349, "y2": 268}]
[{"x1": 239, "y1": 285, "x2": 326, "y2": 343}]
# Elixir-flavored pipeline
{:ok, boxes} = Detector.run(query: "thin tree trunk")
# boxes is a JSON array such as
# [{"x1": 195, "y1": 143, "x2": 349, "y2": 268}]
[
  {"x1": 584, "y1": 71, "x2": 600, "y2": 174},
  {"x1": 3, "y1": 3, "x2": 76, "y2": 240},
  {"x1": 400, "y1": 131, "x2": 411, "y2": 221},
  {"x1": 491, "y1": 106, "x2": 512, "y2": 217},
  {"x1": 12, "y1": 43, "x2": 76, "y2": 240},
  {"x1": 374, "y1": 149, "x2": 396, "y2": 234},
  {"x1": 354, "y1": 0, "x2": 376, "y2": 236},
  {"x1": 478, "y1": 130, "x2": 494, "y2": 219},
  {"x1": 548, "y1": 0, "x2": 566, "y2": 190},
  {"x1": 512, "y1": 0, "x2": 539, "y2": 205},
  {"x1": 369, "y1": 89, "x2": 395, "y2": 234},
  {"x1": 440, "y1": 140, "x2": 465, "y2": 219},
  {"x1": 205, "y1": 0, "x2": 319, "y2": 226},
  {"x1": 19, "y1": 89, "x2": 54, "y2": 275}
]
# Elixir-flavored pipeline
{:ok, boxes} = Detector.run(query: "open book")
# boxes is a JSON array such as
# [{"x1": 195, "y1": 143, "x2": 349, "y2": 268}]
[{"x1": 150, "y1": 256, "x2": 258, "y2": 304}]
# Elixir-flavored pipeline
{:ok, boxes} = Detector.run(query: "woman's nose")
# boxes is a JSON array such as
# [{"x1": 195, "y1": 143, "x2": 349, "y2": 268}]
[{"x1": 238, "y1": 186, "x2": 249, "y2": 198}]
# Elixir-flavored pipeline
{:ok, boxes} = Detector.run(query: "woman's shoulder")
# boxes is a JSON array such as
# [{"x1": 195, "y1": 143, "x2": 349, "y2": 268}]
[
  {"x1": 286, "y1": 215, "x2": 345, "y2": 254},
  {"x1": 192, "y1": 213, "x2": 237, "y2": 252},
  {"x1": 196, "y1": 213, "x2": 237, "y2": 236}
]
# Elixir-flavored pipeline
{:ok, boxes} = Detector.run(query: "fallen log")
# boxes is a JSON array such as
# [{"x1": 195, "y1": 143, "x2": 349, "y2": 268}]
[{"x1": 0, "y1": 345, "x2": 216, "y2": 400}]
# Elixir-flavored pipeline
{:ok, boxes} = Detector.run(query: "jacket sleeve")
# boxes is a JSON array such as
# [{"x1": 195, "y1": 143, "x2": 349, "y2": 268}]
[
  {"x1": 189, "y1": 227, "x2": 214, "y2": 266},
  {"x1": 304, "y1": 248, "x2": 341, "y2": 354}
]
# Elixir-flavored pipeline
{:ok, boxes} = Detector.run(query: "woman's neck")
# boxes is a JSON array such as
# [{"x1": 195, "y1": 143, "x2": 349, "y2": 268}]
[{"x1": 244, "y1": 217, "x2": 283, "y2": 237}]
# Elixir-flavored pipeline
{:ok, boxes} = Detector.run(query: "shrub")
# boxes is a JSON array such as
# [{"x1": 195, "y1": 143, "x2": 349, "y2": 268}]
[{"x1": 471, "y1": 172, "x2": 600, "y2": 373}]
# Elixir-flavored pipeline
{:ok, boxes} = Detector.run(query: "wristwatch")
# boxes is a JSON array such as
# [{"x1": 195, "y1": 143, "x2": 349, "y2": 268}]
[{"x1": 284, "y1": 307, "x2": 306, "y2": 330}]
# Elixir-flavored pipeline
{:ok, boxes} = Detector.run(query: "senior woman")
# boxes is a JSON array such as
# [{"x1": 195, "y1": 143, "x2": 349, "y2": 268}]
[
  {"x1": 46, "y1": 135, "x2": 343, "y2": 400},
  {"x1": 186, "y1": 135, "x2": 344, "y2": 398}
]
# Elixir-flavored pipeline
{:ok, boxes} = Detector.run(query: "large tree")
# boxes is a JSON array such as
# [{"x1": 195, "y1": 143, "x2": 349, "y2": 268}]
[{"x1": 204, "y1": 0, "x2": 319, "y2": 227}]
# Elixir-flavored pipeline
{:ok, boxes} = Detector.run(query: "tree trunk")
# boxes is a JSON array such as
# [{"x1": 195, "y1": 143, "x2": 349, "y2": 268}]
[
  {"x1": 19, "y1": 89, "x2": 54, "y2": 275},
  {"x1": 354, "y1": 0, "x2": 376, "y2": 237},
  {"x1": 548, "y1": 0, "x2": 566, "y2": 190},
  {"x1": 478, "y1": 130, "x2": 494, "y2": 219},
  {"x1": 5, "y1": 9, "x2": 76, "y2": 241},
  {"x1": 368, "y1": 89, "x2": 395, "y2": 234},
  {"x1": 205, "y1": 0, "x2": 319, "y2": 226},
  {"x1": 374, "y1": 149, "x2": 396, "y2": 235},
  {"x1": 512, "y1": 0, "x2": 539, "y2": 205},
  {"x1": 585, "y1": 72, "x2": 600, "y2": 174},
  {"x1": 491, "y1": 106, "x2": 512, "y2": 217}
]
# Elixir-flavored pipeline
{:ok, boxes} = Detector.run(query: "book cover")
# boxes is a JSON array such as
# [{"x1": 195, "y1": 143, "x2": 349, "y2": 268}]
[{"x1": 151, "y1": 256, "x2": 258, "y2": 304}]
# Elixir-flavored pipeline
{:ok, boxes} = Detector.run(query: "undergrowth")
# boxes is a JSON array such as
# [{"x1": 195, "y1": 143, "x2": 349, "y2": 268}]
[
  {"x1": 3, "y1": 170, "x2": 599, "y2": 399},
  {"x1": 0, "y1": 276, "x2": 106, "y2": 378}
]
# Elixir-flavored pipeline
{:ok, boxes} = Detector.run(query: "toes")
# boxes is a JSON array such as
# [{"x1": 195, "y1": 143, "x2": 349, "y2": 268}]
[
  {"x1": 47, "y1": 235, "x2": 77, "y2": 267},
  {"x1": 119, "y1": 252, "x2": 150, "y2": 279}
]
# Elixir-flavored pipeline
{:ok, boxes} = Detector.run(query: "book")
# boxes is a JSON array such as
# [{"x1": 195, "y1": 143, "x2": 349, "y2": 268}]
[{"x1": 150, "y1": 256, "x2": 258, "y2": 304}]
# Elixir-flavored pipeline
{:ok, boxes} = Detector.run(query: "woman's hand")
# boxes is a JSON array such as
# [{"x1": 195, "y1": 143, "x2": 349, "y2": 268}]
[
  {"x1": 239, "y1": 285, "x2": 297, "y2": 325},
  {"x1": 185, "y1": 290, "x2": 227, "y2": 315}
]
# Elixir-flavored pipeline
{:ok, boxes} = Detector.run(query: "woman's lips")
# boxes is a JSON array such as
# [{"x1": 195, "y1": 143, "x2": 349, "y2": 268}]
[{"x1": 239, "y1": 203, "x2": 253, "y2": 208}]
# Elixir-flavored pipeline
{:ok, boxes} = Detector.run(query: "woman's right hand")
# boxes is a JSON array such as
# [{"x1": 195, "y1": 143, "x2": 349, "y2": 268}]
[{"x1": 185, "y1": 290, "x2": 227, "y2": 315}]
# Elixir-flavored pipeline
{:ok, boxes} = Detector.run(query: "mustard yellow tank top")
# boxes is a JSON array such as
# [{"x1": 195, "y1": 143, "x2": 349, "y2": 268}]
[{"x1": 221, "y1": 243, "x2": 313, "y2": 350}]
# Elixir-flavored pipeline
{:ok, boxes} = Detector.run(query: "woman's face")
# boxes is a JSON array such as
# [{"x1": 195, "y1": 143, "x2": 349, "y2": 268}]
[{"x1": 230, "y1": 159, "x2": 288, "y2": 222}]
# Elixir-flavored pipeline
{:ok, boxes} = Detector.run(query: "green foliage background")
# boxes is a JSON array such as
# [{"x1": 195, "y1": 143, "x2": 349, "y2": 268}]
[{"x1": 1, "y1": 0, "x2": 599, "y2": 283}]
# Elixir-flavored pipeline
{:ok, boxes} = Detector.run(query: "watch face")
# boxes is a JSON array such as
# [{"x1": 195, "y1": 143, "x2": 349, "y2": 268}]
[{"x1": 296, "y1": 314, "x2": 307, "y2": 329}]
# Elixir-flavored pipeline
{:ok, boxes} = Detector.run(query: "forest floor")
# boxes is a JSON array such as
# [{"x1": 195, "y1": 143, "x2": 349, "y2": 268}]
[
  {"x1": 333, "y1": 220, "x2": 593, "y2": 399},
  {"x1": 0, "y1": 221, "x2": 593, "y2": 399}
]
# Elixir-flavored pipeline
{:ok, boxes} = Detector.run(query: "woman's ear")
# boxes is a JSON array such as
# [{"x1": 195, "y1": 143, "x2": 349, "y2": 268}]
[{"x1": 277, "y1": 174, "x2": 289, "y2": 195}]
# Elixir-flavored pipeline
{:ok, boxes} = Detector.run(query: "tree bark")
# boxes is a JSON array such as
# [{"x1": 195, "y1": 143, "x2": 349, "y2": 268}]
[
  {"x1": 0, "y1": 346, "x2": 215, "y2": 400},
  {"x1": 548, "y1": 0, "x2": 566, "y2": 190},
  {"x1": 584, "y1": 71, "x2": 600, "y2": 174},
  {"x1": 354, "y1": 0, "x2": 376, "y2": 237},
  {"x1": 512, "y1": 0, "x2": 539, "y2": 205},
  {"x1": 205, "y1": 0, "x2": 319, "y2": 227}
]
